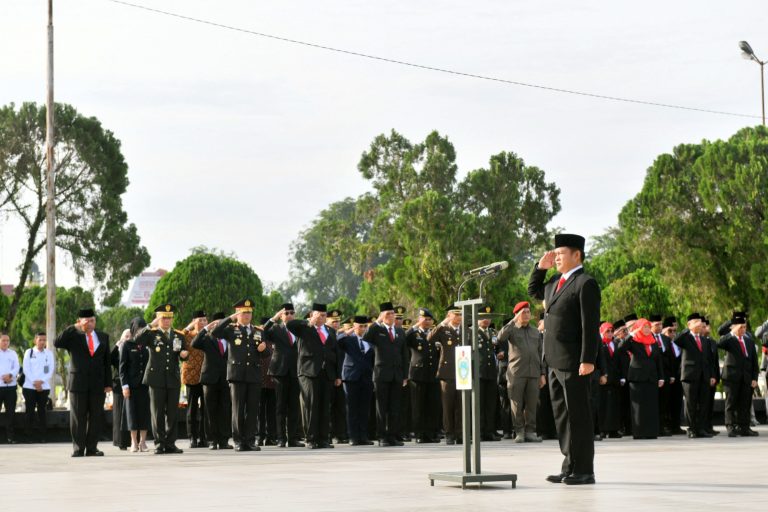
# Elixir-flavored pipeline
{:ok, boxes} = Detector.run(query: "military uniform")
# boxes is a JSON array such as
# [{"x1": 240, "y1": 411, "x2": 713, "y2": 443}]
[
  {"x1": 136, "y1": 304, "x2": 188, "y2": 454},
  {"x1": 477, "y1": 323, "x2": 500, "y2": 440},
  {"x1": 406, "y1": 309, "x2": 440, "y2": 443},
  {"x1": 211, "y1": 300, "x2": 272, "y2": 451},
  {"x1": 430, "y1": 313, "x2": 463, "y2": 444}
]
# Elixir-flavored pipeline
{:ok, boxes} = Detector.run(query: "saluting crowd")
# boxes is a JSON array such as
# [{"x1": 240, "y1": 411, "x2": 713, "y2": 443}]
[{"x1": 0, "y1": 272, "x2": 765, "y2": 457}]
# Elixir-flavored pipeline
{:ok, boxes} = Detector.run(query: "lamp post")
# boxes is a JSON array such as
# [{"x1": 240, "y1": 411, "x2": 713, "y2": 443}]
[{"x1": 739, "y1": 41, "x2": 765, "y2": 126}]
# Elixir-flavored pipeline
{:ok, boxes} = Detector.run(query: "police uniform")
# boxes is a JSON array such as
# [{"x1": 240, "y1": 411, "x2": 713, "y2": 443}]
[
  {"x1": 406, "y1": 308, "x2": 440, "y2": 443},
  {"x1": 136, "y1": 304, "x2": 188, "y2": 454},
  {"x1": 210, "y1": 299, "x2": 272, "y2": 451},
  {"x1": 430, "y1": 306, "x2": 463, "y2": 444},
  {"x1": 477, "y1": 306, "x2": 501, "y2": 441}
]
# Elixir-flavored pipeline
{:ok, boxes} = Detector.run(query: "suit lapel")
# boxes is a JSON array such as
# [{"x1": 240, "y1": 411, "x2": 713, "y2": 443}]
[{"x1": 546, "y1": 269, "x2": 583, "y2": 311}]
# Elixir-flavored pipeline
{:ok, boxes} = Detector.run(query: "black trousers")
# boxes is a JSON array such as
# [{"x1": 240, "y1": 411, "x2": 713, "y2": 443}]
[
  {"x1": 0, "y1": 387, "x2": 18, "y2": 441},
  {"x1": 111, "y1": 391, "x2": 129, "y2": 448},
  {"x1": 479, "y1": 378, "x2": 497, "y2": 436},
  {"x1": 682, "y1": 376, "x2": 710, "y2": 433},
  {"x1": 69, "y1": 390, "x2": 104, "y2": 452},
  {"x1": 230, "y1": 382, "x2": 260, "y2": 446},
  {"x1": 549, "y1": 368, "x2": 594, "y2": 475},
  {"x1": 439, "y1": 379, "x2": 462, "y2": 438},
  {"x1": 23, "y1": 389, "x2": 48, "y2": 440},
  {"x1": 374, "y1": 379, "x2": 402, "y2": 440},
  {"x1": 400, "y1": 382, "x2": 411, "y2": 437},
  {"x1": 723, "y1": 378, "x2": 753, "y2": 429},
  {"x1": 203, "y1": 381, "x2": 231, "y2": 445},
  {"x1": 344, "y1": 380, "x2": 373, "y2": 441},
  {"x1": 497, "y1": 381, "x2": 512, "y2": 434},
  {"x1": 273, "y1": 375, "x2": 301, "y2": 442},
  {"x1": 410, "y1": 380, "x2": 440, "y2": 437},
  {"x1": 186, "y1": 383, "x2": 206, "y2": 442},
  {"x1": 148, "y1": 387, "x2": 180, "y2": 449},
  {"x1": 667, "y1": 380, "x2": 684, "y2": 430},
  {"x1": 658, "y1": 379, "x2": 670, "y2": 432},
  {"x1": 258, "y1": 387, "x2": 276, "y2": 441},
  {"x1": 536, "y1": 381, "x2": 557, "y2": 438},
  {"x1": 331, "y1": 384, "x2": 348, "y2": 441},
  {"x1": 299, "y1": 373, "x2": 332, "y2": 443}
]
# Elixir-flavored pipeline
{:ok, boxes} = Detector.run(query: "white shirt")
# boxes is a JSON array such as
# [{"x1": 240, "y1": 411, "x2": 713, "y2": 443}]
[
  {"x1": 85, "y1": 330, "x2": 101, "y2": 352},
  {"x1": 560, "y1": 264, "x2": 583, "y2": 282},
  {"x1": 357, "y1": 335, "x2": 370, "y2": 353},
  {"x1": 0, "y1": 348, "x2": 20, "y2": 387},
  {"x1": 22, "y1": 347, "x2": 54, "y2": 391}
]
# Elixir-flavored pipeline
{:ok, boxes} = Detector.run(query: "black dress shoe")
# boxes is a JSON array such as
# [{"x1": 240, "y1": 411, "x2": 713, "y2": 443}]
[
  {"x1": 71, "y1": 450, "x2": 84, "y2": 457},
  {"x1": 85, "y1": 450, "x2": 104, "y2": 457},
  {"x1": 415, "y1": 437, "x2": 426, "y2": 444},
  {"x1": 546, "y1": 472, "x2": 569, "y2": 483},
  {"x1": 190, "y1": 440, "x2": 199, "y2": 449},
  {"x1": 306, "y1": 442, "x2": 320, "y2": 449},
  {"x1": 360, "y1": 439, "x2": 374, "y2": 445},
  {"x1": 697, "y1": 431, "x2": 713, "y2": 438},
  {"x1": 563, "y1": 473, "x2": 595, "y2": 485},
  {"x1": 220, "y1": 443, "x2": 234, "y2": 449},
  {"x1": 445, "y1": 437, "x2": 455, "y2": 445},
  {"x1": 288, "y1": 440, "x2": 305, "y2": 448},
  {"x1": 378, "y1": 439, "x2": 394, "y2": 447},
  {"x1": 264, "y1": 438, "x2": 277, "y2": 446},
  {"x1": 671, "y1": 428, "x2": 686, "y2": 435},
  {"x1": 166, "y1": 445, "x2": 183, "y2": 454},
  {"x1": 258, "y1": 439, "x2": 266, "y2": 446},
  {"x1": 742, "y1": 428, "x2": 759, "y2": 437},
  {"x1": 235, "y1": 444, "x2": 251, "y2": 452},
  {"x1": 197, "y1": 440, "x2": 208, "y2": 448},
  {"x1": 502, "y1": 432, "x2": 513, "y2": 440},
  {"x1": 247, "y1": 443, "x2": 261, "y2": 451},
  {"x1": 389, "y1": 438, "x2": 404, "y2": 446},
  {"x1": 319, "y1": 442, "x2": 334, "y2": 449},
  {"x1": 727, "y1": 428, "x2": 739, "y2": 438},
  {"x1": 278, "y1": 440, "x2": 287, "y2": 448},
  {"x1": 154, "y1": 447, "x2": 166, "y2": 455},
  {"x1": 209, "y1": 443, "x2": 219, "y2": 450}
]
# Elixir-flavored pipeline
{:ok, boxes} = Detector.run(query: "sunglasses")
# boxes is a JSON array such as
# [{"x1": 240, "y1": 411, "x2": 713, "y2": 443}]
[{"x1": 284, "y1": 311, "x2": 295, "y2": 315}]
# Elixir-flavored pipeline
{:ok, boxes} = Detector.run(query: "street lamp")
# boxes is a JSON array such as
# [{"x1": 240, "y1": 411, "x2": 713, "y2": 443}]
[{"x1": 739, "y1": 40, "x2": 765, "y2": 126}]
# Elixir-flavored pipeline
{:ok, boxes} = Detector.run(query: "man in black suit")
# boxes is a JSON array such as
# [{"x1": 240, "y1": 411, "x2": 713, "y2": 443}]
[
  {"x1": 191, "y1": 312, "x2": 233, "y2": 450},
  {"x1": 701, "y1": 318, "x2": 721, "y2": 435},
  {"x1": 287, "y1": 303, "x2": 341, "y2": 449},
  {"x1": 528, "y1": 233, "x2": 601, "y2": 485},
  {"x1": 717, "y1": 314, "x2": 759, "y2": 436},
  {"x1": 210, "y1": 299, "x2": 271, "y2": 452},
  {"x1": 673, "y1": 313, "x2": 717, "y2": 438},
  {"x1": 650, "y1": 314, "x2": 674, "y2": 436},
  {"x1": 54, "y1": 308, "x2": 112, "y2": 457},
  {"x1": 135, "y1": 304, "x2": 189, "y2": 454},
  {"x1": 662, "y1": 317, "x2": 685, "y2": 434},
  {"x1": 263, "y1": 303, "x2": 304, "y2": 447},
  {"x1": 363, "y1": 302, "x2": 410, "y2": 447},
  {"x1": 406, "y1": 308, "x2": 440, "y2": 443},
  {"x1": 338, "y1": 316, "x2": 375, "y2": 445}
]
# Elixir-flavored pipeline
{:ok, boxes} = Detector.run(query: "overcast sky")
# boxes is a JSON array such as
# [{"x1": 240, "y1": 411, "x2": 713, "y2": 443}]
[{"x1": 1, "y1": 0, "x2": 766, "y2": 296}]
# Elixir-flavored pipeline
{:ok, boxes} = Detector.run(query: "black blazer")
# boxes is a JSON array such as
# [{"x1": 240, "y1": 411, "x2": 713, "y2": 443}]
[
  {"x1": 477, "y1": 328, "x2": 498, "y2": 381},
  {"x1": 717, "y1": 334, "x2": 759, "y2": 383},
  {"x1": 673, "y1": 331, "x2": 714, "y2": 383},
  {"x1": 600, "y1": 342, "x2": 623, "y2": 385},
  {"x1": 337, "y1": 333, "x2": 374, "y2": 383},
  {"x1": 406, "y1": 327, "x2": 438, "y2": 383},
  {"x1": 191, "y1": 330, "x2": 228, "y2": 385},
  {"x1": 211, "y1": 318, "x2": 271, "y2": 384},
  {"x1": 54, "y1": 326, "x2": 111, "y2": 393},
  {"x1": 110, "y1": 344, "x2": 122, "y2": 389},
  {"x1": 616, "y1": 338, "x2": 664, "y2": 383},
  {"x1": 528, "y1": 265, "x2": 601, "y2": 371},
  {"x1": 286, "y1": 320, "x2": 339, "y2": 381},
  {"x1": 704, "y1": 335, "x2": 721, "y2": 382},
  {"x1": 118, "y1": 340, "x2": 149, "y2": 389},
  {"x1": 262, "y1": 320, "x2": 299, "y2": 378},
  {"x1": 363, "y1": 323, "x2": 410, "y2": 383},
  {"x1": 655, "y1": 334, "x2": 676, "y2": 384}
]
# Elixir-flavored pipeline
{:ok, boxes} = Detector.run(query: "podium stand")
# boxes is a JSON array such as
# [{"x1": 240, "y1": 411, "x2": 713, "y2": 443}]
[{"x1": 429, "y1": 274, "x2": 517, "y2": 489}]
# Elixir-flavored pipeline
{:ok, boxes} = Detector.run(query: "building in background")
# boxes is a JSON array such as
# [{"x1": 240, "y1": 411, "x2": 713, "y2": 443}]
[{"x1": 123, "y1": 269, "x2": 167, "y2": 307}]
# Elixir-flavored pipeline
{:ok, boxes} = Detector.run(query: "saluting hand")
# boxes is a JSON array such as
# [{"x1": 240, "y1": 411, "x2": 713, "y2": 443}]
[
  {"x1": 538, "y1": 250, "x2": 556, "y2": 270},
  {"x1": 257, "y1": 342, "x2": 267, "y2": 352},
  {"x1": 271, "y1": 309, "x2": 285, "y2": 323}
]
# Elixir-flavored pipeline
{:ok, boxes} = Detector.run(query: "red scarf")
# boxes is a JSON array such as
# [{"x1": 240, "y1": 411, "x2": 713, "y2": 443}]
[{"x1": 631, "y1": 319, "x2": 655, "y2": 355}]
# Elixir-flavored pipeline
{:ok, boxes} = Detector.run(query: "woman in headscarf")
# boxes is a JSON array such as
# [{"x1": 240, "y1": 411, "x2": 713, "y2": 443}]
[
  {"x1": 616, "y1": 318, "x2": 665, "y2": 439},
  {"x1": 111, "y1": 329, "x2": 132, "y2": 450},
  {"x1": 120, "y1": 317, "x2": 151, "y2": 452},
  {"x1": 598, "y1": 322, "x2": 623, "y2": 438}
]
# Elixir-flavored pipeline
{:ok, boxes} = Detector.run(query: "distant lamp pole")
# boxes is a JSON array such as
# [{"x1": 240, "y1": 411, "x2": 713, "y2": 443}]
[{"x1": 739, "y1": 40, "x2": 765, "y2": 126}]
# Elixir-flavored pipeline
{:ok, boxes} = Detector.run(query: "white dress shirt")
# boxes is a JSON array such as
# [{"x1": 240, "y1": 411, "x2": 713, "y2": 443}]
[
  {"x1": 0, "y1": 348, "x2": 20, "y2": 387},
  {"x1": 22, "y1": 347, "x2": 54, "y2": 391}
]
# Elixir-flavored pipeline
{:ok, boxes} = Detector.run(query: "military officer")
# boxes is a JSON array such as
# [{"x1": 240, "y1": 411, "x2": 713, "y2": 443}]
[
  {"x1": 406, "y1": 308, "x2": 440, "y2": 443},
  {"x1": 210, "y1": 298, "x2": 271, "y2": 451},
  {"x1": 430, "y1": 305, "x2": 463, "y2": 444},
  {"x1": 477, "y1": 305, "x2": 501, "y2": 441},
  {"x1": 394, "y1": 306, "x2": 412, "y2": 442},
  {"x1": 135, "y1": 304, "x2": 189, "y2": 454}
]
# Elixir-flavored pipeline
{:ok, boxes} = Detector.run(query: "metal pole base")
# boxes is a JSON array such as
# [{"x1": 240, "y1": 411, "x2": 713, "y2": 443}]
[{"x1": 428, "y1": 471, "x2": 518, "y2": 489}]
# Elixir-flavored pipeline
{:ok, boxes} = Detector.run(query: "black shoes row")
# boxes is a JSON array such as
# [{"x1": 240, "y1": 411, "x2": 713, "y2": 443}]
[
  {"x1": 546, "y1": 472, "x2": 595, "y2": 485},
  {"x1": 71, "y1": 449, "x2": 104, "y2": 457}
]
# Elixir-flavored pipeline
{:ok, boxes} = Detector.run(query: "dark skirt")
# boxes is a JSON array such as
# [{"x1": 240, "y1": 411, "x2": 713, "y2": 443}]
[
  {"x1": 123, "y1": 385, "x2": 151, "y2": 431},
  {"x1": 630, "y1": 381, "x2": 659, "y2": 438},
  {"x1": 599, "y1": 384, "x2": 622, "y2": 432},
  {"x1": 112, "y1": 392, "x2": 130, "y2": 447}
]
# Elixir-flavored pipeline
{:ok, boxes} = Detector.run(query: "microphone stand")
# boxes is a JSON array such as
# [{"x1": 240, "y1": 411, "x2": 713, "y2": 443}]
[{"x1": 429, "y1": 269, "x2": 517, "y2": 490}]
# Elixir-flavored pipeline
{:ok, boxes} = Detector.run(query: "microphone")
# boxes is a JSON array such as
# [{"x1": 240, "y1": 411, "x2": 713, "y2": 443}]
[{"x1": 462, "y1": 261, "x2": 509, "y2": 278}]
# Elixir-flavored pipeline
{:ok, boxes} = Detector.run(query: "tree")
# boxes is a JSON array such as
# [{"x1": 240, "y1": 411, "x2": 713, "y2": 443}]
[
  {"x1": 600, "y1": 268, "x2": 672, "y2": 322},
  {"x1": 618, "y1": 126, "x2": 768, "y2": 320},
  {"x1": 146, "y1": 250, "x2": 267, "y2": 326},
  {"x1": 98, "y1": 305, "x2": 145, "y2": 341},
  {"x1": 286, "y1": 130, "x2": 561, "y2": 316},
  {"x1": 0, "y1": 102, "x2": 151, "y2": 329}
]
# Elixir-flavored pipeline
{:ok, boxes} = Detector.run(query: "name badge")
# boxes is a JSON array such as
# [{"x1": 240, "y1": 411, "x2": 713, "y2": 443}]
[{"x1": 43, "y1": 365, "x2": 50, "y2": 374}]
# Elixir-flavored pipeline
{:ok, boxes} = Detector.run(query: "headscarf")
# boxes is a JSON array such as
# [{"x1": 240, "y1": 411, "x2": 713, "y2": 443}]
[
  {"x1": 630, "y1": 318, "x2": 655, "y2": 345},
  {"x1": 117, "y1": 328, "x2": 131, "y2": 348},
  {"x1": 600, "y1": 322, "x2": 613, "y2": 343},
  {"x1": 129, "y1": 317, "x2": 147, "y2": 347}
]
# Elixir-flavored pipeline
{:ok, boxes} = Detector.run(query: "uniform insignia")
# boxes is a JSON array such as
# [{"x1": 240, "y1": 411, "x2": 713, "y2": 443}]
[
  {"x1": 418, "y1": 346, "x2": 423, "y2": 351},
  {"x1": 245, "y1": 300, "x2": 251, "y2": 307},
  {"x1": 235, "y1": 338, "x2": 242, "y2": 346},
  {"x1": 478, "y1": 343, "x2": 483, "y2": 348},
  {"x1": 155, "y1": 346, "x2": 161, "y2": 353},
  {"x1": 447, "y1": 340, "x2": 453, "y2": 346},
  {"x1": 165, "y1": 304, "x2": 171, "y2": 312}
]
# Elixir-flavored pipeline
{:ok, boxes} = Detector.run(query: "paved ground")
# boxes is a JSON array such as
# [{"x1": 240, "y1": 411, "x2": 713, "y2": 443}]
[{"x1": 1, "y1": 426, "x2": 764, "y2": 512}]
